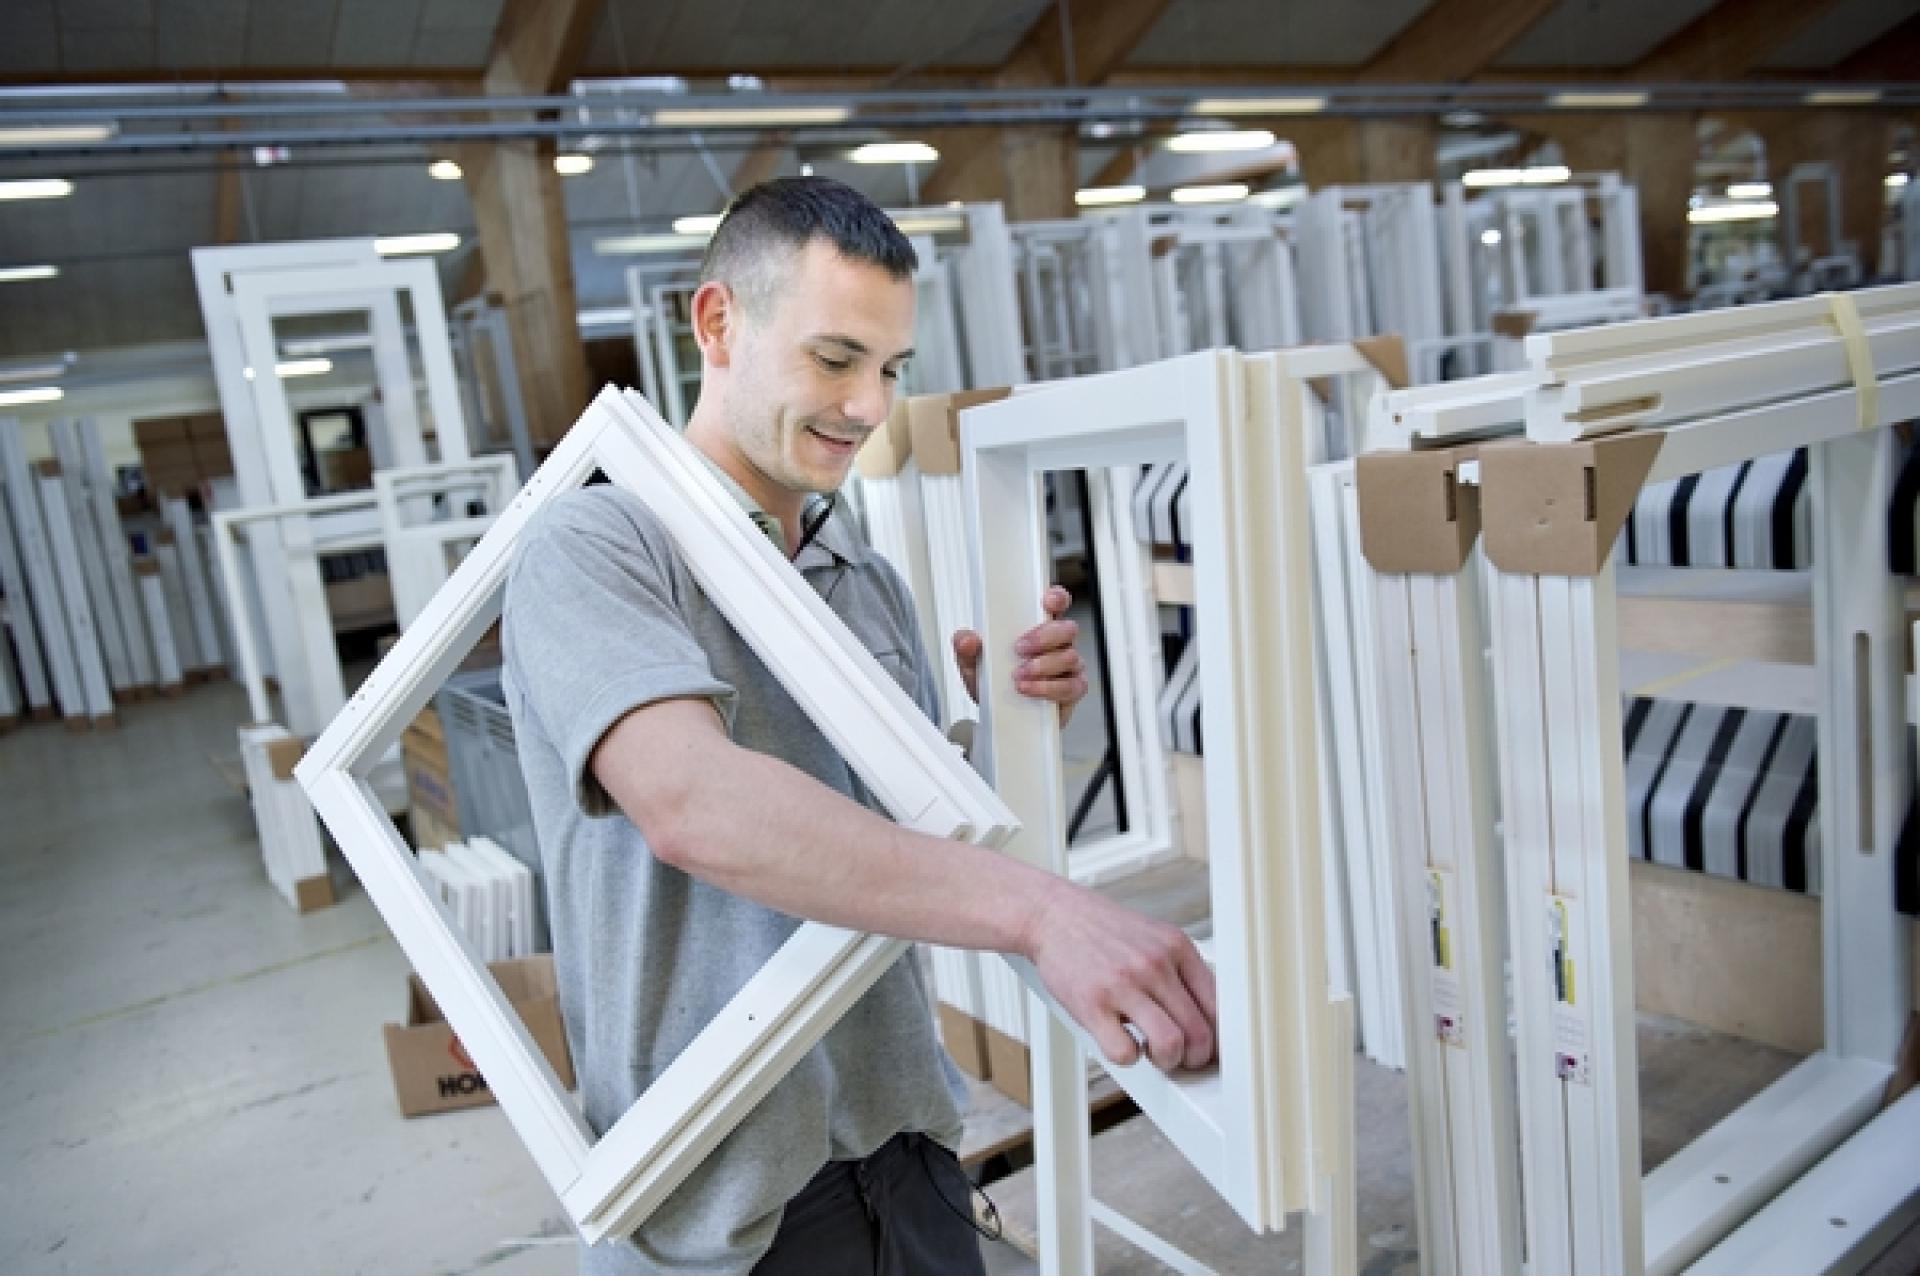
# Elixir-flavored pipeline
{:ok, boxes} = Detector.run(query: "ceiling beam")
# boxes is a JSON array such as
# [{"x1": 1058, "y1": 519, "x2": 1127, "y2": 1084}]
[
  {"x1": 1630, "y1": 0, "x2": 1845, "y2": 82},
  {"x1": 483, "y1": 0, "x2": 606, "y2": 95},
  {"x1": 726, "y1": 137, "x2": 794, "y2": 196},
  {"x1": 1828, "y1": 10, "x2": 1920, "y2": 82},
  {"x1": 919, "y1": 0, "x2": 1176, "y2": 212},
  {"x1": 1357, "y1": 0, "x2": 1559, "y2": 83}
]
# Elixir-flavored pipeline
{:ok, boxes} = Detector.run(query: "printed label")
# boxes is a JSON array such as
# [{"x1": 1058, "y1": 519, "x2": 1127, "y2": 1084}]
[
  {"x1": 1548, "y1": 894, "x2": 1591, "y2": 1087},
  {"x1": 1427, "y1": 869, "x2": 1465, "y2": 1048}
]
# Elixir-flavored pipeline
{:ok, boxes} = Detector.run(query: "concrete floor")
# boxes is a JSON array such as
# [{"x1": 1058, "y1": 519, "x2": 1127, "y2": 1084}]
[{"x1": 4, "y1": 656, "x2": 1916, "y2": 1274}]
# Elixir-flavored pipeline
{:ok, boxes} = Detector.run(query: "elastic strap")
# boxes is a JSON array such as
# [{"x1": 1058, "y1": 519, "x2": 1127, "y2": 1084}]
[{"x1": 1823, "y1": 291, "x2": 1878, "y2": 430}]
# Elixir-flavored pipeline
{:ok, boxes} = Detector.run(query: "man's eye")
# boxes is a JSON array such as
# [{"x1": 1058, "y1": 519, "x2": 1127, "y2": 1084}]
[
  {"x1": 815, "y1": 354, "x2": 851, "y2": 373},
  {"x1": 881, "y1": 366, "x2": 901, "y2": 382}
]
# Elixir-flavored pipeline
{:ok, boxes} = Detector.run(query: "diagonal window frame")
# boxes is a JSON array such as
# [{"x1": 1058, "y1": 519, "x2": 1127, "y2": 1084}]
[{"x1": 296, "y1": 386, "x2": 1017, "y2": 1245}]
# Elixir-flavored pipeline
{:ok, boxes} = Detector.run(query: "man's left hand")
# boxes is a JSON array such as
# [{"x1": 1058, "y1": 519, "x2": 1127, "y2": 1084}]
[{"x1": 953, "y1": 585, "x2": 1088, "y2": 725}]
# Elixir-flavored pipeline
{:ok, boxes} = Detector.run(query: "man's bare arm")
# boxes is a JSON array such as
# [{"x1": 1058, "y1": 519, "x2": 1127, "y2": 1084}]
[{"x1": 592, "y1": 697, "x2": 1218, "y2": 1071}]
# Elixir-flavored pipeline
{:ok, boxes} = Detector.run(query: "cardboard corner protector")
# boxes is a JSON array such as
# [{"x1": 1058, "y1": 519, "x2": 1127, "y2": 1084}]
[
  {"x1": 1479, "y1": 431, "x2": 1665, "y2": 576},
  {"x1": 1355, "y1": 448, "x2": 1481, "y2": 575},
  {"x1": 853, "y1": 398, "x2": 914, "y2": 479},
  {"x1": 265, "y1": 736, "x2": 308, "y2": 781},
  {"x1": 904, "y1": 387, "x2": 1011, "y2": 477},
  {"x1": 1353, "y1": 334, "x2": 1411, "y2": 391}
]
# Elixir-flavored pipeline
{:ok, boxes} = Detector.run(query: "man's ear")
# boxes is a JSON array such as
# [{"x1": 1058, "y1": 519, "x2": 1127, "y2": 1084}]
[{"x1": 690, "y1": 280, "x2": 735, "y2": 369}]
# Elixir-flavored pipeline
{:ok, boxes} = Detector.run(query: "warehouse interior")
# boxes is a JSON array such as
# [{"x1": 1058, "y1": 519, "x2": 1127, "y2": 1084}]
[{"x1": 2, "y1": 1, "x2": 1919, "y2": 1273}]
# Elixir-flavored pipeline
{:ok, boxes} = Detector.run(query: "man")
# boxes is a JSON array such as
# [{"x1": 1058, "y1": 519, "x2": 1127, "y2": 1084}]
[{"x1": 503, "y1": 177, "x2": 1216, "y2": 1275}]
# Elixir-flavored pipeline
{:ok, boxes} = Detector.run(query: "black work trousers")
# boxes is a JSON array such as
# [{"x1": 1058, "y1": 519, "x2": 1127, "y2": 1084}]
[{"x1": 751, "y1": 1133, "x2": 989, "y2": 1276}]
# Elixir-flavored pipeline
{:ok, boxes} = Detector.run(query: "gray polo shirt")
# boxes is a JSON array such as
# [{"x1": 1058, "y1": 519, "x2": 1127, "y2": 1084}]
[{"x1": 500, "y1": 467, "x2": 968, "y2": 1275}]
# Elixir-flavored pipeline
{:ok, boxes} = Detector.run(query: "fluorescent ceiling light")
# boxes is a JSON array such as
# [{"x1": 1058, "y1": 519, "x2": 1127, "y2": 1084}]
[
  {"x1": 428, "y1": 159, "x2": 463, "y2": 181},
  {"x1": 1189, "y1": 96, "x2": 1325, "y2": 116},
  {"x1": 889, "y1": 212, "x2": 965, "y2": 236},
  {"x1": 1805, "y1": 89, "x2": 1879, "y2": 106},
  {"x1": 1549, "y1": 91, "x2": 1649, "y2": 109},
  {"x1": 1726, "y1": 181, "x2": 1772, "y2": 200},
  {"x1": 375, "y1": 232, "x2": 460, "y2": 256},
  {"x1": 1462, "y1": 164, "x2": 1570, "y2": 189},
  {"x1": 244, "y1": 358, "x2": 335, "y2": 380},
  {"x1": 0, "y1": 355, "x2": 72, "y2": 383},
  {"x1": 280, "y1": 334, "x2": 374, "y2": 357},
  {"x1": 1074, "y1": 184, "x2": 1146, "y2": 207},
  {"x1": 1250, "y1": 186, "x2": 1305, "y2": 209},
  {"x1": 1170, "y1": 182, "x2": 1250, "y2": 205},
  {"x1": 653, "y1": 105, "x2": 850, "y2": 127},
  {"x1": 576, "y1": 306, "x2": 635, "y2": 328},
  {"x1": 0, "y1": 178, "x2": 73, "y2": 201},
  {"x1": 671, "y1": 213, "x2": 723, "y2": 235},
  {"x1": 1889, "y1": 173, "x2": 1911, "y2": 189},
  {"x1": 1480, "y1": 228, "x2": 1503, "y2": 246},
  {"x1": 554, "y1": 153, "x2": 595, "y2": 176},
  {"x1": 1687, "y1": 200, "x2": 1779, "y2": 225},
  {"x1": 0, "y1": 264, "x2": 58, "y2": 283},
  {"x1": 595, "y1": 232, "x2": 710, "y2": 255},
  {"x1": 0, "y1": 123, "x2": 116, "y2": 146},
  {"x1": 850, "y1": 141, "x2": 938, "y2": 164},
  {"x1": 1167, "y1": 128, "x2": 1276, "y2": 154},
  {"x1": 0, "y1": 385, "x2": 63, "y2": 407}
]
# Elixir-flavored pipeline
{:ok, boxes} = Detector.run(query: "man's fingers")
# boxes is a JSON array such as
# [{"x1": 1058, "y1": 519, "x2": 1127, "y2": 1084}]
[
  {"x1": 1116, "y1": 995, "x2": 1186, "y2": 1072},
  {"x1": 1088, "y1": 1010, "x2": 1141, "y2": 1067},
  {"x1": 1043, "y1": 585, "x2": 1073, "y2": 618},
  {"x1": 1156, "y1": 968, "x2": 1216, "y2": 1069},
  {"x1": 952, "y1": 629, "x2": 982, "y2": 662},
  {"x1": 1175, "y1": 940, "x2": 1220, "y2": 1027},
  {"x1": 1013, "y1": 618, "x2": 1078, "y2": 658},
  {"x1": 1016, "y1": 648, "x2": 1083, "y2": 682}
]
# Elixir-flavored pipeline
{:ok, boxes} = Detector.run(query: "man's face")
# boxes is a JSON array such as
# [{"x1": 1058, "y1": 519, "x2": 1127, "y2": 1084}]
[{"x1": 722, "y1": 239, "x2": 916, "y2": 497}]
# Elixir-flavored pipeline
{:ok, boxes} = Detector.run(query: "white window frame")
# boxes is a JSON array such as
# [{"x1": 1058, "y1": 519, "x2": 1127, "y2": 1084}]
[
  {"x1": 1460, "y1": 285, "x2": 1920, "y2": 1274},
  {"x1": 958, "y1": 351, "x2": 1353, "y2": 1256},
  {"x1": 371, "y1": 455, "x2": 519, "y2": 629},
  {"x1": 295, "y1": 387, "x2": 1016, "y2": 1245}
]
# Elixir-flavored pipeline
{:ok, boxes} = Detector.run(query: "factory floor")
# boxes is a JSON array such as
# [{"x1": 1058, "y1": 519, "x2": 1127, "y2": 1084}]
[{"x1": 3, "y1": 672, "x2": 1917, "y2": 1274}]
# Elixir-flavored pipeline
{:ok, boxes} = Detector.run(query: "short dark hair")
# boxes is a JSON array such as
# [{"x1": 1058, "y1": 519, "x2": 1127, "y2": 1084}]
[{"x1": 699, "y1": 176, "x2": 918, "y2": 316}]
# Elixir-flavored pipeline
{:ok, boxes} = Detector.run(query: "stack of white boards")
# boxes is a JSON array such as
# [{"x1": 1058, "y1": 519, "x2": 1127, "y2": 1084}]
[
  {"x1": 416, "y1": 837, "x2": 539, "y2": 963},
  {"x1": 237, "y1": 722, "x2": 334, "y2": 912}
]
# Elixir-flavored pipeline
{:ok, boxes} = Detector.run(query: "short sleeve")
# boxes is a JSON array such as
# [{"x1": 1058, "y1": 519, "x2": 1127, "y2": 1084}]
[{"x1": 502, "y1": 488, "x2": 736, "y2": 818}]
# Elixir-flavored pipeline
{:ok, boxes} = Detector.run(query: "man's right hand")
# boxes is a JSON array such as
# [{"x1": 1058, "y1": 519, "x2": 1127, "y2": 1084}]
[{"x1": 1021, "y1": 878, "x2": 1218, "y2": 1072}]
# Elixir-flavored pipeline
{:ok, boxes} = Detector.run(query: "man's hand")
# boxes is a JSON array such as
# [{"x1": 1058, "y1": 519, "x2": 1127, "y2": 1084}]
[
  {"x1": 1022, "y1": 878, "x2": 1218, "y2": 1071},
  {"x1": 952, "y1": 585, "x2": 1088, "y2": 725}
]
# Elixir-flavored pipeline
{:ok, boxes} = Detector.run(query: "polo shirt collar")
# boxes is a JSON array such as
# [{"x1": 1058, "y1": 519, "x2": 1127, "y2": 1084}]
[{"x1": 692, "y1": 447, "x2": 855, "y2": 569}]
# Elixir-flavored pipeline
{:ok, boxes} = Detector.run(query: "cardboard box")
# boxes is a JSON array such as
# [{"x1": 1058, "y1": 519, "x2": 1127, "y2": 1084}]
[
  {"x1": 384, "y1": 954, "x2": 574, "y2": 1117},
  {"x1": 134, "y1": 415, "x2": 190, "y2": 446},
  {"x1": 402, "y1": 706, "x2": 461, "y2": 839},
  {"x1": 185, "y1": 411, "x2": 228, "y2": 442},
  {"x1": 984, "y1": 1025, "x2": 1032, "y2": 1107},
  {"x1": 192, "y1": 435, "x2": 235, "y2": 476},
  {"x1": 937, "y1": 1004, "x2": 991, "y2": 1080}
]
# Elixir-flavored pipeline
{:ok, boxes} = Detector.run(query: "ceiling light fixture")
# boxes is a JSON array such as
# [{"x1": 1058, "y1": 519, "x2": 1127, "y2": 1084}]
[
  {"x1": 0, "y1": 264, "x2": 59, "y2": 283},
  {"x1": 1167, "y1": 128, "x2": 1276, "y2": 154},
  {"x1": 0, "y1": 123, "x2": 116, "y2": 146},
  {"x1": 374, "y1": 232, "x2": 461, "y2": 256},
  {"x1": 1889, "y1": 174, "x2": 1911, "y2": 189},
  {"x1": 554, "y1": 153, "x2": 595, "y2": 176},
  {"x1": 1170, "y1": 183, "x2": 1250, "y2": 205},
  {"x1": 595, "y1": 232, "x2": 710, "y2": 255},
  {"x1": 0, "y1": 178, "x2": 74, "y2": 201},
  {"x1": 1480, "y1": 228, "x2": 1503, "y2": 246},
  {"x1": 427, "y1": 159, "x2": 463, "y2": 181},
  {"x1": 1461, "y1": 164, "x2": 1571, "y2": 189},
  {"x1": 889, "y1": 211, "x2": 966, "y2": 236},
  {"x1": 1687, "y1": 200, "x2": 1779, "y2": 225},
  {"x1": 671, "y1": 213, "x2": 723, "y2": 235},
  {"x1": 1074, "y1": 184, "x2": 1146, "y2": 207},
  {"x1": 1189, "y1": 96, "x2": 1327, "y2": 116},
  {"x1": 1549, "y1": 91, "x2": 1650, "y2": 109},
  {"x1": 1250, "y1": 186, "x2": 1305, "y2": 209},
  {"x1": 850, "y1": 141, "x2": 938, "y2": 164},
  {"x1": 0, "y1": 354, "x2": 72, "y2": 384},
  {"x1": 1805, "y1": 89, "x2": 1879, "y2": 106},
  {"x1": 653, "y1": 105, "x2": 850, "y2": 128},
  {"x1": 243, "y1": 358, "x2": 335, "y2": 381},
  {"x1": 0, "y1": 385, "x2": 64, "y2": 407}
]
